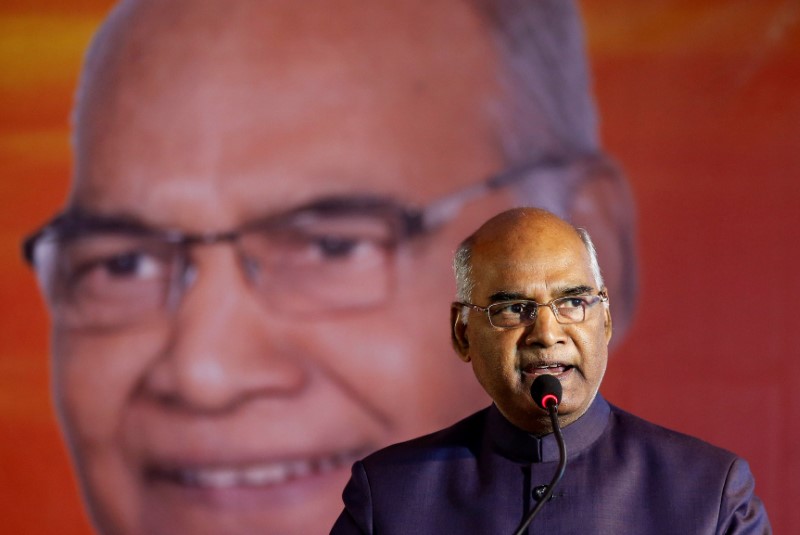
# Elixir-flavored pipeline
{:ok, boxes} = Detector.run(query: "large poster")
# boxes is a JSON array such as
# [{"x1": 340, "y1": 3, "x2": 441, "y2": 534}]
[{"x1": 1, "y1": 1, "x2": 797, "y2": 533}]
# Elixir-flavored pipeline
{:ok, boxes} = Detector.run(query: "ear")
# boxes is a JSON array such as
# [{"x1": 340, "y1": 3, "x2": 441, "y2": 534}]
[
  {"x1": 450, "y1": 303, "x2": 471, "y2": 362},
  {"x1": 602, "y1": 293, "x2": 613, "y2": 345},
  {"x1": 568, "y1": 158, "x2": 636, "y2": 346}
]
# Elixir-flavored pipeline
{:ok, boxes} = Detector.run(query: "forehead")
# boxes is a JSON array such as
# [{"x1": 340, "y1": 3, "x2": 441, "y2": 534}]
[
  {"x1": 71, "y1": 0, "x2": 506, "y2": 230},
  {"x1": 470, "y1": 217, "x2": 596, "y2": 298}
]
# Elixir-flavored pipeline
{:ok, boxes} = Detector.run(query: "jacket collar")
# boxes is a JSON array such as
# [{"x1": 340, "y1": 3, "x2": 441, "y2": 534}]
[{"x1": 485, "y1": 394, "x2": 610, "y2": 463}]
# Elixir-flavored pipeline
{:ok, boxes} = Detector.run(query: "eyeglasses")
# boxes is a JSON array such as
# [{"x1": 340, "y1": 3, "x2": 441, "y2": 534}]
[
  {"x1": 22, "y1": 155, "x2": 599, "y2": 331},
  {"x1": 455, "y1": 291, "x2": 608, "y2": 330}
]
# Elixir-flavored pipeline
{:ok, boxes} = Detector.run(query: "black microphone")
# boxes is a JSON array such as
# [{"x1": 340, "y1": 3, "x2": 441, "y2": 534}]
[
  {"x1": 530, "y1": 374, "x2": 562, "y2": 411},
  {"x1": 512, "y1": 375, "x2": 568, "y2": 535}
]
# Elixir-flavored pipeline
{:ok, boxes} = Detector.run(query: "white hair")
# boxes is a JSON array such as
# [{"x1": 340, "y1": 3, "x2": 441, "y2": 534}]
[
  {"x1": 463, "y1": 0, "x2": 635, "y2": 328},
  {"x1": 471, "y1": 0, "x2": 600, "y2": 219}
]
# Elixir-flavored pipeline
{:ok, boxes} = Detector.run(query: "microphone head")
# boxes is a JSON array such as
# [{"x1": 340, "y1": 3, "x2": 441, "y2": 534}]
[{"x1": 530, "y1": 374, "x2": 562, "y2": 410}]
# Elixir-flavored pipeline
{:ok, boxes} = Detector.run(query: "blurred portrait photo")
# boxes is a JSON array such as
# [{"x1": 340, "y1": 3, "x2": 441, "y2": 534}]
[{"x1": 21, "y1": 1, "x2": 636, "y2": 533}]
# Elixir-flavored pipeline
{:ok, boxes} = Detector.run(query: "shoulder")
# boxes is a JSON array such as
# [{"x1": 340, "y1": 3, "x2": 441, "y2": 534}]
[
  {"x1": 606, "y1": 405, "x2": 752, "y2": 487},
  {"x1": 332, "y1": 407, "x2": 496, "y2": 534},
  {"x1": 603, "y1": 404, "x2": 771, "y2": 532},
  {"x1": 606, "y1": 403, "x2": 739, "y2": 465}
]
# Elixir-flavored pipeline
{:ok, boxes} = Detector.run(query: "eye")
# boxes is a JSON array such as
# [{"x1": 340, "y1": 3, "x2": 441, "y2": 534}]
[
  {"x1": 101, "y1": 251, "x2": 159, "y2": 277},
  {"x1": 315, "y1": 236, "x2": 353, "y2": 257},
  {"x1": 251, "y1": 212, "x2": 393, "y2": 267},
  {"x1": 558, "y1": 297, "x2": 586, "y2": 309},
  {"x1": 59, "y1": 235, "x2": 174, "y2": 300},
  {"x1": 68, "y1": 250, "x2": 166, "y2": 288},
  {"x1": 493, "y1": 302, "x2": 535, "y2": 317},
  {"x1": 310, "y1": 234, "x2": 378, "y2": 260},
  {"x1": 42, "y1": 234, "x2": 178, "y2": 329}
]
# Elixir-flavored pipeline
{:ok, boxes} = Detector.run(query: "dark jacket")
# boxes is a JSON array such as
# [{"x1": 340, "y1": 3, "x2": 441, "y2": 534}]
[{"x1": 331, "y1": 395, "x2": 770, "y2": 534}]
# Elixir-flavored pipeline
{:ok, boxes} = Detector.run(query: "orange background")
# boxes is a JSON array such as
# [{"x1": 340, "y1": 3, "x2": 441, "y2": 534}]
[{"x1": 1, "y1": 1, "x2": 798, "y2": 533}]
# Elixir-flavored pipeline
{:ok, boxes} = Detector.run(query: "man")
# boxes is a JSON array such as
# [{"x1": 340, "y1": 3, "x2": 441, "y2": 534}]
[
  {"x1": 331, "y1": 207, "x2": 770, "y2": 534},
  {"x1": 23, "y1": 1, "x2": 635, "y2": 534}
]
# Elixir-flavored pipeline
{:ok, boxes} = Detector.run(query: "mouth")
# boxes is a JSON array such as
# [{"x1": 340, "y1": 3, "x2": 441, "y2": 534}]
[
  {"x1": 144, "y1": 447, "x2": 369, "y2": 490},
  {"x1": 524, "y1": 363, "x2": 574, "y2": 377}
]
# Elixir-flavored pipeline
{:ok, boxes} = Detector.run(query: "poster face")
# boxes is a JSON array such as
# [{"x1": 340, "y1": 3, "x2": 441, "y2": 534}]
[{"x1": 1, "y1": 1, "x2": 797, "y2": 534}]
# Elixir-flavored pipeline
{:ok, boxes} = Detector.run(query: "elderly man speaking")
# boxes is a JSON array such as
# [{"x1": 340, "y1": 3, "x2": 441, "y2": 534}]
[{"x1": 331, "y1": 208, "x2": 770, "y2": 534}]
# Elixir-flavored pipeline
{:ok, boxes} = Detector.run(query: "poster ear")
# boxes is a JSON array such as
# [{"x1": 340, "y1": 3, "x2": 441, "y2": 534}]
[
  {"x1": 450, "y1": 304, "x2": 471, "y2": 362},
  {"x1": 568, "y1": 157, "x2": 637, "y2": 345}
]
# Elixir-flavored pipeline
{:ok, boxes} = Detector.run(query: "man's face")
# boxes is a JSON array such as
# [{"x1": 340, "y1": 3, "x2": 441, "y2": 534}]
[
  {"x1": 51, "y1": 2, "x2": 516, "y2": 534},
  {"x1": 453, "y1": 213, "x2": 612, "y2": 433}
]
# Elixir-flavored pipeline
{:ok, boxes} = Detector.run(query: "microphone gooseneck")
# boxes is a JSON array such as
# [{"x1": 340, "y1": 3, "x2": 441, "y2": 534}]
[{"x1": 512, "y1": 375, "x2": 568, "y2": 535}]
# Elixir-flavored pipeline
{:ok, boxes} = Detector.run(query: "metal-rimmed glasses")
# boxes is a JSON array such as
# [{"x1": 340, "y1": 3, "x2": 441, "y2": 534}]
[
  {"x1": 22, "y1": 154, "x2": 601, "y2": 331},
  {"x1": 455, "y1": 290, "x2": 608, "y2": 329}
]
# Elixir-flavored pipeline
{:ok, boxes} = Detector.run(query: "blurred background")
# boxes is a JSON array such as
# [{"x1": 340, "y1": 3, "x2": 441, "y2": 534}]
[{"x1": 1, "y1": 0, "x2": 798, "y2": 533}]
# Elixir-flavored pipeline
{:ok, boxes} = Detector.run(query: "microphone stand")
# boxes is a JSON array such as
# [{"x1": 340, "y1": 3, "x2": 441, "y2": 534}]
[{"x1": 512, "y1": 403, "x2": 567, "y2": 535}]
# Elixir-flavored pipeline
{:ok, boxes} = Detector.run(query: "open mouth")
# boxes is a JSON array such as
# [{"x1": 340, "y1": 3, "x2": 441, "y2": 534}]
[
  {"x1": 526, "y1": 363, "x2": 574, "y2": 376},
  {"x1": 144, "y1": 447, "x2": 369, "y2": 489}
]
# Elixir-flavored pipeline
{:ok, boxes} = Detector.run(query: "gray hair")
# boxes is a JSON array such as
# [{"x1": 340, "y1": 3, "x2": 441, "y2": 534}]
[
  {"x1": 453, "y1": 226, "x2": 604, "y2": 304},
  {"x1": 465, "y1": 0, "x2": 636, "y2": 335},
  {"x1": 576, "y1": 227, "x2": 604, "y2": 289},
  {"x1": 454, "y1": 236, "x2": 477, "y2": 303},
  {"x1": 470, "y1": 0, "x2": 600, "y2": 216},
  {"x1": 453, "y1": 0, "x2": 607, "y2": 304}
]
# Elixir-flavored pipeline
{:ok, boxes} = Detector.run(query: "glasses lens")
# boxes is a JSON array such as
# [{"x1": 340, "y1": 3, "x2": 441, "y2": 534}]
[
  {"x1": 33, "y1": 231, "x2": 178, "y2": 329},
  {"x1": 240, "y1": 213, "x2": 394, "y2": 312},
  {"x1": 553, "y1": 297, "x2": 588, "y2": 323},
  {"x1": 488, "y1": 301, "x2": 538, "y2": 328}
]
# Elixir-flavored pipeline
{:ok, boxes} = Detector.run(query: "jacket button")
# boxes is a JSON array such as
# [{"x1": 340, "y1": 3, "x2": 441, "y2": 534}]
[{"x1": 532, "y1": 485, "x2": 549, "y2": 501}]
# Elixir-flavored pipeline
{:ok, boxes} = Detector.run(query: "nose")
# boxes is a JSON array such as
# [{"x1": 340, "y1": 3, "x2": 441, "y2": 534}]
[
  {"x1": 523, "y1": 304, "x2": 567, "y2": 348},
  {"x1": 142, "y1": 245, "x2": 309, "y2": 412}
]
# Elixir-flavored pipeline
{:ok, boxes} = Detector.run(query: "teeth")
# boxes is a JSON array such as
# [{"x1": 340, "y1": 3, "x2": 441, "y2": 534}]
[
  {"x1": 160, "y1": 449, "x2": 364, "y2": 489},
  {"x1": 195, "y1": 468, "x2": 239, "y2": 488},
  {"x1": 528, "y1": 363, "x2": 571, "y2": 375},
  {"x1": 287, "y1": 459, "x2": 311, "y2": 478},
  {"x1": 316, "y1": 457, "x2": 336, "y2": 474},
  {"x1": 241, "y1": 464, "x2": 290, "y2": 486}
]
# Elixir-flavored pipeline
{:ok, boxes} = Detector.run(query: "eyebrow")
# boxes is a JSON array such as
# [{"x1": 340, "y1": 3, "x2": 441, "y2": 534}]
[
  {"x1": 64, "y1": 195, "x2": 413, "y2": 232},
  {"x1": 61, "y1": 209, "x2": 157, "y2": 234},
  {"x1": 489, "y1": 291, "x2": 527, "y2": 302},
  {"x1": 561, "y1": 285, "x2": 595, "y2": 296},
  {"x1": 488, "y1": 285, "x2": 596, "y2": 303}
]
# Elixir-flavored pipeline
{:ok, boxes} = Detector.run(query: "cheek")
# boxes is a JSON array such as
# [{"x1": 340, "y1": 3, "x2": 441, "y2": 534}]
[
  {"x1": 465, "y1": 329, "x2": 519, "y2": 392},
  {"x1": 52, "y1": 326, "x2": 166, "y2": 447},
  {"x1": 50, "y1": 328, "x2": 165, "y2": 534},
  {"x1": 307, "y1": 251, "x2": 486, "y2": 434},
  {"x1": 315, "y1": 305, "x2": 485, "y2": 433},
  {"x1": 574, "y1": 327, "x2": 609, "y2": 382}
]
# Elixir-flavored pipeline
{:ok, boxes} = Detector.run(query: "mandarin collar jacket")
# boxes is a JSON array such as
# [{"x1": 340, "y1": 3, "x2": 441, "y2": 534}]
[{"x1": 331, "y1": 395, "x2": 770, "y2": 534}]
